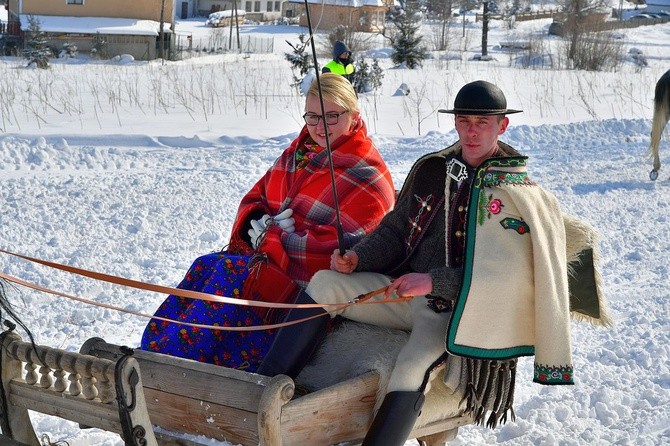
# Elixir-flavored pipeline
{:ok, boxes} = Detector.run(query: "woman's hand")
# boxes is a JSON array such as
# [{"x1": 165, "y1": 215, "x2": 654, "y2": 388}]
[
  {"x1": 248, "y1": 214, "x2": 271, "y2": 249},
  {"x1": 273, "y1": 208, "x2": 295, "y2": 233}
]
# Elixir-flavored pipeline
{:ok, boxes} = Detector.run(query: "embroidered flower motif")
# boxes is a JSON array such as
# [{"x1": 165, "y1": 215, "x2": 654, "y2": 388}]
[
  {"x1": 478, "y1": 194, "x2": 505, "y2": 224},
  {"x1": 500, "y1": 217, "x2": 530, "y2": 235},
  {"x1": 488, "y1": 198, "x2": 503, "y2": 215},
  {"x1": 534, "y1": 364, "x2": 573, "y2": 384}
]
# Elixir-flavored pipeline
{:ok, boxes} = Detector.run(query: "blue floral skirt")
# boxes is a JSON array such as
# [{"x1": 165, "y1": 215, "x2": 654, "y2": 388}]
[{"x1": 140, "y1": 252, "x2": 276, "y2": 372}]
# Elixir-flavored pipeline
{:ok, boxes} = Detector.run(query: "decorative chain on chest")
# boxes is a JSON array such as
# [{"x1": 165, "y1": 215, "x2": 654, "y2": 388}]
[{"x1": 405, "y1": 194, "x2": 434, "y2": 253}]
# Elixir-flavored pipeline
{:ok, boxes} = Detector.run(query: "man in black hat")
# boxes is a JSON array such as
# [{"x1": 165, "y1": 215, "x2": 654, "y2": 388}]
[{"x1": 256, "y1": 81, "x2": 576, "y2": 444}]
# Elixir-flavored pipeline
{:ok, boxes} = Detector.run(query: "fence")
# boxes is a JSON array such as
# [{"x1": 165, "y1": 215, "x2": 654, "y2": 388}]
[
  {"x1": 475, "y1": 8, "x2": 560, "y2": 22},
  {"x1": 595, "y1": 15, "x2": 670, "y2": 31},
  {"x1": 174, "y1": 33, "x2": 274, "y2": 59}
]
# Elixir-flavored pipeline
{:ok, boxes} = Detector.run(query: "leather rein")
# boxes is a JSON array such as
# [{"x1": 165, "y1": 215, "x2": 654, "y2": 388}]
[{"x1": 0, "y1": 248, "x2": 410, "y2": 331}]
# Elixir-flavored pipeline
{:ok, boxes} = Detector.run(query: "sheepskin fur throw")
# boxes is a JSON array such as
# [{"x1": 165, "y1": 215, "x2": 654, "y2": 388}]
[{"x1": 296, "y1": 318, "x2": 464, "y2": 426}]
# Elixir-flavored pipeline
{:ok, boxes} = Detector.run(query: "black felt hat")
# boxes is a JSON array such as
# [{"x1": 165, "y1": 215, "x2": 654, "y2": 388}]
[{"x1": 438, "y1": 80, "x2": 522, "y2": 115}]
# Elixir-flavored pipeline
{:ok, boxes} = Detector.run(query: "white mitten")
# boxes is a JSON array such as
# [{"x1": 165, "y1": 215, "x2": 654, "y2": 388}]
[
  {"x1": 247, "y1": 214, "x2": 271, "y2": 249},
  {"x1": 273, "y1": 208, "x2": 295, "y2": 233}
]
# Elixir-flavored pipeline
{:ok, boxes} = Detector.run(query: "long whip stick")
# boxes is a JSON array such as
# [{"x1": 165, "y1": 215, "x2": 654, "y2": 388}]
[{"x1": 303, "y1": 0, "x2": 346, "y2": 255}]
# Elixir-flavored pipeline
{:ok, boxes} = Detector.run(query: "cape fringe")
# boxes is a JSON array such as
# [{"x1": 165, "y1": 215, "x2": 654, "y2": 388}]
[{"x1": 460, "y1": 358, "x2": 517, "y2": 429}]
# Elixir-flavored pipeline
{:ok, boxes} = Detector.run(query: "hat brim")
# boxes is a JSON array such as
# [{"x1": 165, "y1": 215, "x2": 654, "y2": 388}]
[{"x1": 438, "y1": 108, "x2": 523, "y2": 115}]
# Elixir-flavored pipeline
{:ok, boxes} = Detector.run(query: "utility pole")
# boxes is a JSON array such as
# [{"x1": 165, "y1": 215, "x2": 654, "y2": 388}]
[
  {"x1": 481, "y1": 1, "x2": 489, "y2": 59},
  {"x1": 235, "y1": 0, "x2": 241, "y2": 52},
  {"x1": 159, "y1": 0, "x2": 166, "y2": 62}
]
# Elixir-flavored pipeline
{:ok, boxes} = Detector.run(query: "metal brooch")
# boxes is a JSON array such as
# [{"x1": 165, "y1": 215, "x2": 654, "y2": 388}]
[{"x1": 446, "y1": 158, "x2": 468, "y2": 183}]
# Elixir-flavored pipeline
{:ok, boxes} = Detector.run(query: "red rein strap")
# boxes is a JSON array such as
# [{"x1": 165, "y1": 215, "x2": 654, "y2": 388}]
[{"x1": 0, "y1": 249, "x2": 409, "y2": 331}]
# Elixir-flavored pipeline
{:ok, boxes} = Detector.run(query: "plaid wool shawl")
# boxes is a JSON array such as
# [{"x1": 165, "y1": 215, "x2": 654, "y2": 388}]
[{"x1": 230, "y1": 120, "x2": 395, "y2": 289}]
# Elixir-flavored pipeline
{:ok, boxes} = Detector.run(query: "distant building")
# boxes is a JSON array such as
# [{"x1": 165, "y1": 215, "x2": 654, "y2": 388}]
[
  {"x1": 5, "y1": 0, "x2": 177, "y2": 60},
  {"x1": 283, "y1": 0, "x2": 388, "y2": 32},
  {"x1": 197, "y1": 0, "x2": 286, "y2": 22}
]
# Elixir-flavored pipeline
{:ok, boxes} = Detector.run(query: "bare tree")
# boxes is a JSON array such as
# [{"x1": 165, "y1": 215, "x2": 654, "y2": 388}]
[
  {"x1": 559, "y1": 0, "x2": 610, "y2": 66},
  {"x1": 481, "y1": 1, "x2": 490, "y2": 58},
  {"x1": 428, "y1": 0, "x2": 454, "y2": 51}
]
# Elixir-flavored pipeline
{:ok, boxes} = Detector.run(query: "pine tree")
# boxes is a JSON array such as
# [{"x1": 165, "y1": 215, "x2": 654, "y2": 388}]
[
  {"x1": 350, "y1": 57, "x2": 384, "y2": 94},
  {"x1": 24, "y1": 15, "x2": 51, "y2": 69},
  {"x1": 385, "y1": 0, "x2": 427, "y2": 69},
  {"x1": 91, "y1": 33, "x2": 109, "y2": 60},
  {"x1": 284, "y1": 34, "x2": 313, "y2": 89}
]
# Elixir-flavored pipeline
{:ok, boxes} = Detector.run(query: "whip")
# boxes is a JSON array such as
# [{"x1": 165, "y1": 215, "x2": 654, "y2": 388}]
[{"x1": 302, "y1": 0, "x2": 346, "y2": 255}]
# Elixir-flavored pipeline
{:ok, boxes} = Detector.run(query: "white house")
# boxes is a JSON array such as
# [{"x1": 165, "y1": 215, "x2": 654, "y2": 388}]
[{"x1": 197, "y1": 0, "x2": 286, "y2": 21}]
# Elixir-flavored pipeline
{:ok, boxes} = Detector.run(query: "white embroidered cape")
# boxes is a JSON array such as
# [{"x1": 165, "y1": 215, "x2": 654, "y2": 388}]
[{"x1": 445, "y1": 154, "x2": 574, "y2": 384}]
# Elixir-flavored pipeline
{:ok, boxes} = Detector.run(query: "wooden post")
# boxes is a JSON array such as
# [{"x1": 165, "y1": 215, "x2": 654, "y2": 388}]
[
  {"x1": 481, "y1": 1, "x2": 489, "y2": 58},
  {"x1": 257, "y1": 374, "x2": 294, "y2": 446},
  {"x1": 229, "y1": 3, "x2": 234, "y2": 50},
  {"x1": 159, "y1": 0, "x2": 166, "y2": 62},
  {"x1": 0, "y1": 332, "x2": 40, "y2": 446},
  {"x1": 235, "y1": 0, "x2": 241, "y2": 52}
]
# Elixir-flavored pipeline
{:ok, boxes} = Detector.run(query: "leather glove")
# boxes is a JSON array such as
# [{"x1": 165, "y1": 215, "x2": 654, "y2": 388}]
[
  {"x1": 272, "y1": 208, "x2": 295, "y2": 233},
  {"x1": 248, "y1": 214, "x2": 271, "y2": 249}
]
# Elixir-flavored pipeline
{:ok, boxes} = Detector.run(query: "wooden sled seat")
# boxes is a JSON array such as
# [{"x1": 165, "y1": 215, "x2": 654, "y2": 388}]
[{"x1": 0, "y1": 321, "x2": 472, "y2": 445}]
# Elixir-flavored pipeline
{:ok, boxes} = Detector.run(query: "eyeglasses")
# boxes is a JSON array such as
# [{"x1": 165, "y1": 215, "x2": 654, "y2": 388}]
[{"x1": 302, "y1": 111, "x2": 348, "y2": 126}]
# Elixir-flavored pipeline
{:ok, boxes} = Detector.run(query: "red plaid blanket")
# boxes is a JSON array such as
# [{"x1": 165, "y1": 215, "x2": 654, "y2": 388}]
[{"x1": 230, "y1": 120, "x2": 395, "y2": 293}]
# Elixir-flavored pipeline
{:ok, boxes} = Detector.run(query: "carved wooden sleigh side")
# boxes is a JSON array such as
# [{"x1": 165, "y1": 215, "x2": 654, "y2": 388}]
[
  {"x1": 0, "y1": 330, "x2": 156, "y2": 446},
  {"x1": 0, "y1": 321, "x2": 472, "y2": 446}
]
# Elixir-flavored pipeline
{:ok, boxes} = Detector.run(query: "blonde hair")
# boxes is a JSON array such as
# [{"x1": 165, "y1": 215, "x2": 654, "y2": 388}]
[{"x1": 307, "y1": 73, "x2": 359, "y2": 114}]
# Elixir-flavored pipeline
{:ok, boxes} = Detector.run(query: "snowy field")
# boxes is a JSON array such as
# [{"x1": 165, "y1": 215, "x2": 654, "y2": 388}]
[{"x1": 0, "y1": 10, "x2": 669, "y2": 446}]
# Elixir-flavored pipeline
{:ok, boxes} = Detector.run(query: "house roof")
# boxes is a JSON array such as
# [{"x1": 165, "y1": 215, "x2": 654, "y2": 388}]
[
  {"x1": 286, "y1": 0, "x2": 386, "y2": 6},
  {"x1": 18, "y1": 15, "x2": 172, "y2": 36}
]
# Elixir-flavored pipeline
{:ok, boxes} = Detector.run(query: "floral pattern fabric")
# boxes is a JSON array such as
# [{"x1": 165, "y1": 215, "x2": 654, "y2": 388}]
[{"x1": 140, "y1": 252, "x2": 274, "y2": 371}]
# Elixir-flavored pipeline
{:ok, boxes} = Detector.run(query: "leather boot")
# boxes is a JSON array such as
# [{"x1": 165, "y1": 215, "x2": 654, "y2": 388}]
[
  {"x1": 362, "y1": 391, "x2": 426, "y2": 446},
  {"x1": 255, "y1": 289, "x2": 329, "y2": 379}
]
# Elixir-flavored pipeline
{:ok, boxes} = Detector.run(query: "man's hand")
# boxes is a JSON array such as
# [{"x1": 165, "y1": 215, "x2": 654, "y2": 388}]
[
  {"x1": 386, "y1": 273, "x2": 433, "y2": 298},
  {"x1": 330, "y1": 249, "x2": 358, "y2": 274}
]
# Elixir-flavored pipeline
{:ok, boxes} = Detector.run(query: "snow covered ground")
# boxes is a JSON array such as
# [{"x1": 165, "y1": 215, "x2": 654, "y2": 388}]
[{"x1": 0, "y1": 11, "x2": 669, "y2": 446}]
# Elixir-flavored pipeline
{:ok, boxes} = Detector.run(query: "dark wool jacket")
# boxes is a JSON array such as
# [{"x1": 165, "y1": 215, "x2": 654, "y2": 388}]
[{"x1": 352, "y1": 141, "x2": 523, "y2": 299}]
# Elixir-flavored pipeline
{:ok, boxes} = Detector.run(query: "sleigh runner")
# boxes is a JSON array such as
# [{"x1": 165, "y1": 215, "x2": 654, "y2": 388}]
[{"x1": 0, "y1": 319, "x2": 471, "y2": 446}]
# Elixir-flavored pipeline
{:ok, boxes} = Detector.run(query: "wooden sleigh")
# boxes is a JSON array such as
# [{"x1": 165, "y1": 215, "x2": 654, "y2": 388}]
[
  {"x1": 0, "y1": 319, "x2": 472, "y2": 446},
  {"x1": 0, "y1": 213, "x2": 610, "y2": 445}
]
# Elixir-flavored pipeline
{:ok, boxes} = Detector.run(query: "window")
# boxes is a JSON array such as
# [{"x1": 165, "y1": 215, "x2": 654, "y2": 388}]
[
  {"x1": 67, "y1": 0, "x2": 84, "y2": 4},
  {"x1": 254, "y1": 1, "x2": 261, "y2": 12},
  {"x1": 267, "y1": 1, "x2": 273, "y2": 11},
  {"x1": 275, "y1": 1, "x2": 281, "y2": 12},
  {"x1": 245, "y1": 1, "x2": 252, "y2": 11}
]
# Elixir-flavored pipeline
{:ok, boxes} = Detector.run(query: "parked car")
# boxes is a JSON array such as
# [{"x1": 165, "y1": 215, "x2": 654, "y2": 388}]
[{"x1": 548, "y1": 21, "x2": 566, "y2": 37}]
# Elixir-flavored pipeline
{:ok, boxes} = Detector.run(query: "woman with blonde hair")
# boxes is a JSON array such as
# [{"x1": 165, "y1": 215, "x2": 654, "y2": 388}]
[{"x1": 141, "y1": 73, "x2": 395, "y2": 371}]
